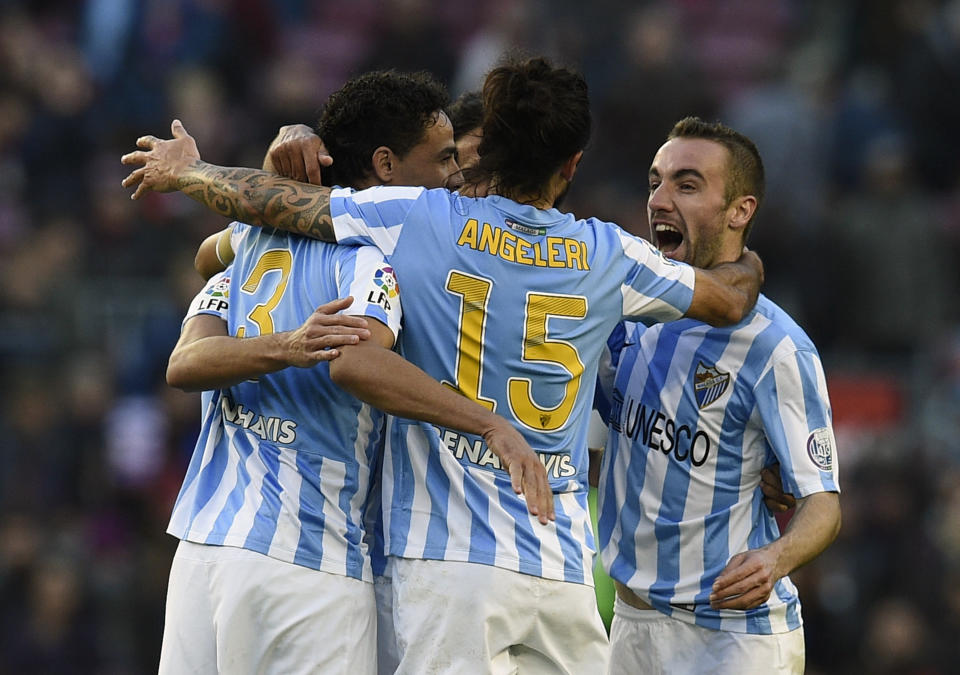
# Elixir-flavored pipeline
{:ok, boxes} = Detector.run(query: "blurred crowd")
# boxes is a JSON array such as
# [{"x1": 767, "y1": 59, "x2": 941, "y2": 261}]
[{"x1": 0, "y1": 0, "x2": 958, "y2": 672}]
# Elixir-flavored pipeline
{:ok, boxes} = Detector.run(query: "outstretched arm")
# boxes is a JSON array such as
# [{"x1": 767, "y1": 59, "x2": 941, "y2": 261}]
[
  {"x1": 330, "y1": 320, "x2": 556, "y2": 525},
  {"x1": 193, "y1": 125, "x2": 331, "y2": 280},
  {"x1": 122, "y1": 120, "x2": 338, "y2": 242},
  {"x1": 709, "y1": 491, "x2": 840, "y2": 610}
]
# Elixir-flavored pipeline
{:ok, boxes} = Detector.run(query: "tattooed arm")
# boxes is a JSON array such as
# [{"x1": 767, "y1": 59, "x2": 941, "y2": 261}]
[{"x1": 121, "y1": 120, "x2": 338, "y2": 242}]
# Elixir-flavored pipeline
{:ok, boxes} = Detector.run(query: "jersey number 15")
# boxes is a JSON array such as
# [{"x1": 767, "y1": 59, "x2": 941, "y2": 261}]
[{"x1": 442, "y1": 270, "x2": 586, "y2": 432}]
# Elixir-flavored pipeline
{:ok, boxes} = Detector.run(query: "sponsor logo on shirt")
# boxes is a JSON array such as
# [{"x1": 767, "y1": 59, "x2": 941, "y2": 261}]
[
  {"x1": 615, "y1": 391, "x2": 712, "y2": 467},
  {"x1": 437, "y1": 428, "x2": 577, "y2": 479},
  {"x1": 694, "y1": 361, "x2": 730, "y2": 409},
  {"x1": 806, "y1": 427, "x2": 834, "y2": 470},
  {"x1": 221, "y1": 395, "x2": 298, "y2": 444},
  {"x1": 504, "y1": 218, "x2": 546, "y2": 236}
]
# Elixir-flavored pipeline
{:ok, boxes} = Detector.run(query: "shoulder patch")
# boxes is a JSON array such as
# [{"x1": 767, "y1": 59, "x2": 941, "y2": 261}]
[
  {"x1": 694, "y1": 361, "x2": 730, "y2": 409},
  {"x1": 365, "y1": 265, "x2": 400, "y2": 312},
  {"x1": 806, "y1": 427, "x2": 834, "y2": 471},
  {"x1": 206, "y1": 276, "x2": 230, "y2": 299},
  {"x1": 374, "y1": 266, "x2": 399, "y2": 298}
]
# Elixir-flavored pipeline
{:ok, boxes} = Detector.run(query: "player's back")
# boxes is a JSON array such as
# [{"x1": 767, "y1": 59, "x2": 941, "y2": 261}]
[
  {"x1": 329, "y1": 187, "x2": 694, "y2": 583},
  {"x1": 168, "y1": 224, "x2": 392, "y2": 581},
  {"x1": 389, "y1": 192, "x2": 692, "y2": 466}
]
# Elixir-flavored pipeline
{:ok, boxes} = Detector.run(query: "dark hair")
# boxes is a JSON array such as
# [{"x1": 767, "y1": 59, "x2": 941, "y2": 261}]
[
  {"x1": 448, "y1": 91, "x2": 484, "y2": 140},
  {"x1": 316, "y1": 70, "x2": 449, "y2": 188},
  {"x1": 473, "y1": 57, "x2": 590, "y2": 200},
  {"x1": 667, "y1": 116, "x2": 765, "y2": 239}
]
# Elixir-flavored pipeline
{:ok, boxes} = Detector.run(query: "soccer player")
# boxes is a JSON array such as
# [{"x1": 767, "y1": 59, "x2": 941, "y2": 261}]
[
  {"x1": 122, "y1": 57, "x2": 764, "y2": 673},
  {"x1": 594, "y1": 117, "x2": 841, "y2": 674},
  {"x1": 155, "y1": 71, "x2": 552, "y2": 675},
  {"x1": 448, "y1": 90, "x2": 484, "y2": 171},
  {"x1": 183, "y1": 71, "x2": 473, "y2": 675}
]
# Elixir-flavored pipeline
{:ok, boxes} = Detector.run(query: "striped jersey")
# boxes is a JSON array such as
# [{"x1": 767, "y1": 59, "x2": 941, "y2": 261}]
[
  {"x1": 327, "y1": 185, "x2": 696, "y2": 584},
  {"x1": 167, "y1": 223, "x2": 402, "y2": 581},
  {"x1": 596, "y1": 295, "x2": 840, "y2": 633}
]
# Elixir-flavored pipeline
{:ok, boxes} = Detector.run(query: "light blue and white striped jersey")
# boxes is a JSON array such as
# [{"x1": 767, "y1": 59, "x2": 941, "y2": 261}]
[
  {"x1": 168, "y1": 223, "x2": 402, "y2": 581},
  {"x1": 327, "y1": 185, "x2": 696, "y2": 584},
  {"x1": 596, "y1": 295, "x2": 840, "y2": 633}
]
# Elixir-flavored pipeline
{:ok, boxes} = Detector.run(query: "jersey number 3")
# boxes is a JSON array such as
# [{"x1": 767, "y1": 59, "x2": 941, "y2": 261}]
[
  {"x1": 442, "y1": 270, "x2": 586, "y2": 431},
  {"x1": 234, "y1": 249, "x2": 293, "y2": 338}
]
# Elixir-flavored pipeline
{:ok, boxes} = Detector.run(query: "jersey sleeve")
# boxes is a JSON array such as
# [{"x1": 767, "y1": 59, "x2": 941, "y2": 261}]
[
  {"x1": 754, "y1": 349, "x2": 841, "y2": 498},
  {"x1": 228, "y1": 221, "x2": 249, "y2": 252},
  {"x1": 335, "y1": 245, "x2": 403, "y2": 343},
  {"x1": 181, "y1": 268, "x2": 232, "y2": 328},
  {"x1": 616, "y1": 230, "x2": 695, "y2": 322},
  {"x1": 328, "y1": 185, "x2": 426, "y2": 255}
]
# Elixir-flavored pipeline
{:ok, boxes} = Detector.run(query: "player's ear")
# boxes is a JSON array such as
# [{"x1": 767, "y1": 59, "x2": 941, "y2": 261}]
[
  {"x1": 727, "y1": 195, "x2": 756, "y2": 233},
  {"x1": 371, "y1": 146, "x2": 396, "y2": 184}
]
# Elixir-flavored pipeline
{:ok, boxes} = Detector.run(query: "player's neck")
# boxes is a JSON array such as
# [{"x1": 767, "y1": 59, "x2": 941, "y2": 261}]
[
  {"x1": 707, "y1": 240, "x2": 748, "y2": 267},
  {"x1": 494, "y1": 175, "x2": 566, "y2": 210}
]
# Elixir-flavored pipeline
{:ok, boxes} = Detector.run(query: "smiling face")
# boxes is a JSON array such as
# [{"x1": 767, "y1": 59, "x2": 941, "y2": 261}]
[{"x1": 647, "y1": 137, "x2": 746, "y2": 268}]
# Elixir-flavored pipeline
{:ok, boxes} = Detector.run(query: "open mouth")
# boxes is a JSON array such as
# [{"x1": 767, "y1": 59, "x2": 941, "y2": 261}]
[{"x1": 654, "y1": 223, "x2": 683, "y2": 255}]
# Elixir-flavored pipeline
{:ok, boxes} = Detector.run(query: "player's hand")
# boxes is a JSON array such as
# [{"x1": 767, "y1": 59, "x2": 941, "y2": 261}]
[
  {"x1": 761, "y1": 465, "x2": 796, "y2": 513},
  {"x1": 284, "y1": 297, "x2": 371, "y2": 366},
  {"x1": 739, "y1": 246, "x2": 765, "y2": 287},
  {"x1": 482, "y1": 422, "x2": 555, "y2": 525},
  {"x1": 121, "y1": 120, "x2": 200, "y2": 199},
  {"x1": 709, "y1": 547, "x2": 780, "y2": 610},
  {"x1": 268, "y1": 124, "x2": 332, "y2": 185}
]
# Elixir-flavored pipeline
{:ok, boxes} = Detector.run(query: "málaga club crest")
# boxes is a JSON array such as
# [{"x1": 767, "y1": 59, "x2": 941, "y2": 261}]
[{"x1": 694, "y1": 361, "x2": 730, "y2": 409}]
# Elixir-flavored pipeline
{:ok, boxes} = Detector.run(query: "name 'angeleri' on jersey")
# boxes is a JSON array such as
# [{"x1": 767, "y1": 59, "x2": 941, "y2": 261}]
[{"x1": 455, "y1": 218, "x2": 590, "y2": 270}]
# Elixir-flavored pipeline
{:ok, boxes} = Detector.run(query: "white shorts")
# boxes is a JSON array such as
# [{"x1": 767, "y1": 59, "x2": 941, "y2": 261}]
[
  {"x1": 392, "y1": 557, "x2": 609, "y2": 674},
  {"x1": 159, "y1": 540, "x2": 377, "y2": 675},
  {"x1": 608, "y1": 597, "x2": 804, "y2": 675}
]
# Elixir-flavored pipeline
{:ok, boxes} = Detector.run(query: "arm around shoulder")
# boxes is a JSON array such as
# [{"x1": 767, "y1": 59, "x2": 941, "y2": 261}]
[{"x1": 686, "y1": 249, "x2": 764, "y2": 326}]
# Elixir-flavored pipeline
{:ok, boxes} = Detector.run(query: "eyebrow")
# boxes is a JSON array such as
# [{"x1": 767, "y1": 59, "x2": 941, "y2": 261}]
[{"x1": 649, "y1": 167, "x2": 706, "y2": 180}]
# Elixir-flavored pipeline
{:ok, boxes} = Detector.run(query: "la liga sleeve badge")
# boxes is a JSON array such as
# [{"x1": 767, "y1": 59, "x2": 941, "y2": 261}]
[{"x1": 806, "y1": 427, "x2": 835, "y2": 471}]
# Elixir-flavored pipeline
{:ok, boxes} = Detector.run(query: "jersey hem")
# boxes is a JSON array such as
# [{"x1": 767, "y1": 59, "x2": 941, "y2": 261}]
[
  {"x1": 169, "y1": 529, "x2": 373, "y2": 582},
  {"x1": 386, "y1": 547, "x2": 594, "y2": 587}
]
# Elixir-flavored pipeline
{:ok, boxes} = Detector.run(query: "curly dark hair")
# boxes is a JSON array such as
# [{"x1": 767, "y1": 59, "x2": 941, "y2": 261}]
[
  {"x1": 472, "y1": 57, "x2": 590, "y2": 201},
  {"x1": 316, "y1": 70, "x2": 449, "y2": 188},
  {"x1": 667, "y1": 116, "x2": 765, "y2": 239},
  {"x1": 448, "y1": 91, "x2": 484, "y2": 140}
]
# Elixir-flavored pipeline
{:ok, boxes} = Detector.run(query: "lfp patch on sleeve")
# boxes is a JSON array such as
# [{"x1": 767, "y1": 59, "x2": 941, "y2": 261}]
[
  {"x1": 806, "y1": 427, "x2": 835, "y2": 471},
  {"x1": 367, "y1": 265, "x2": 400, "y2": 311},
  {"x1": 206, "y1": 276, "x2": 230, "y2": 299},
  {"x1": 196, "y1": 275, "x2": 231, "y2": 313}
]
